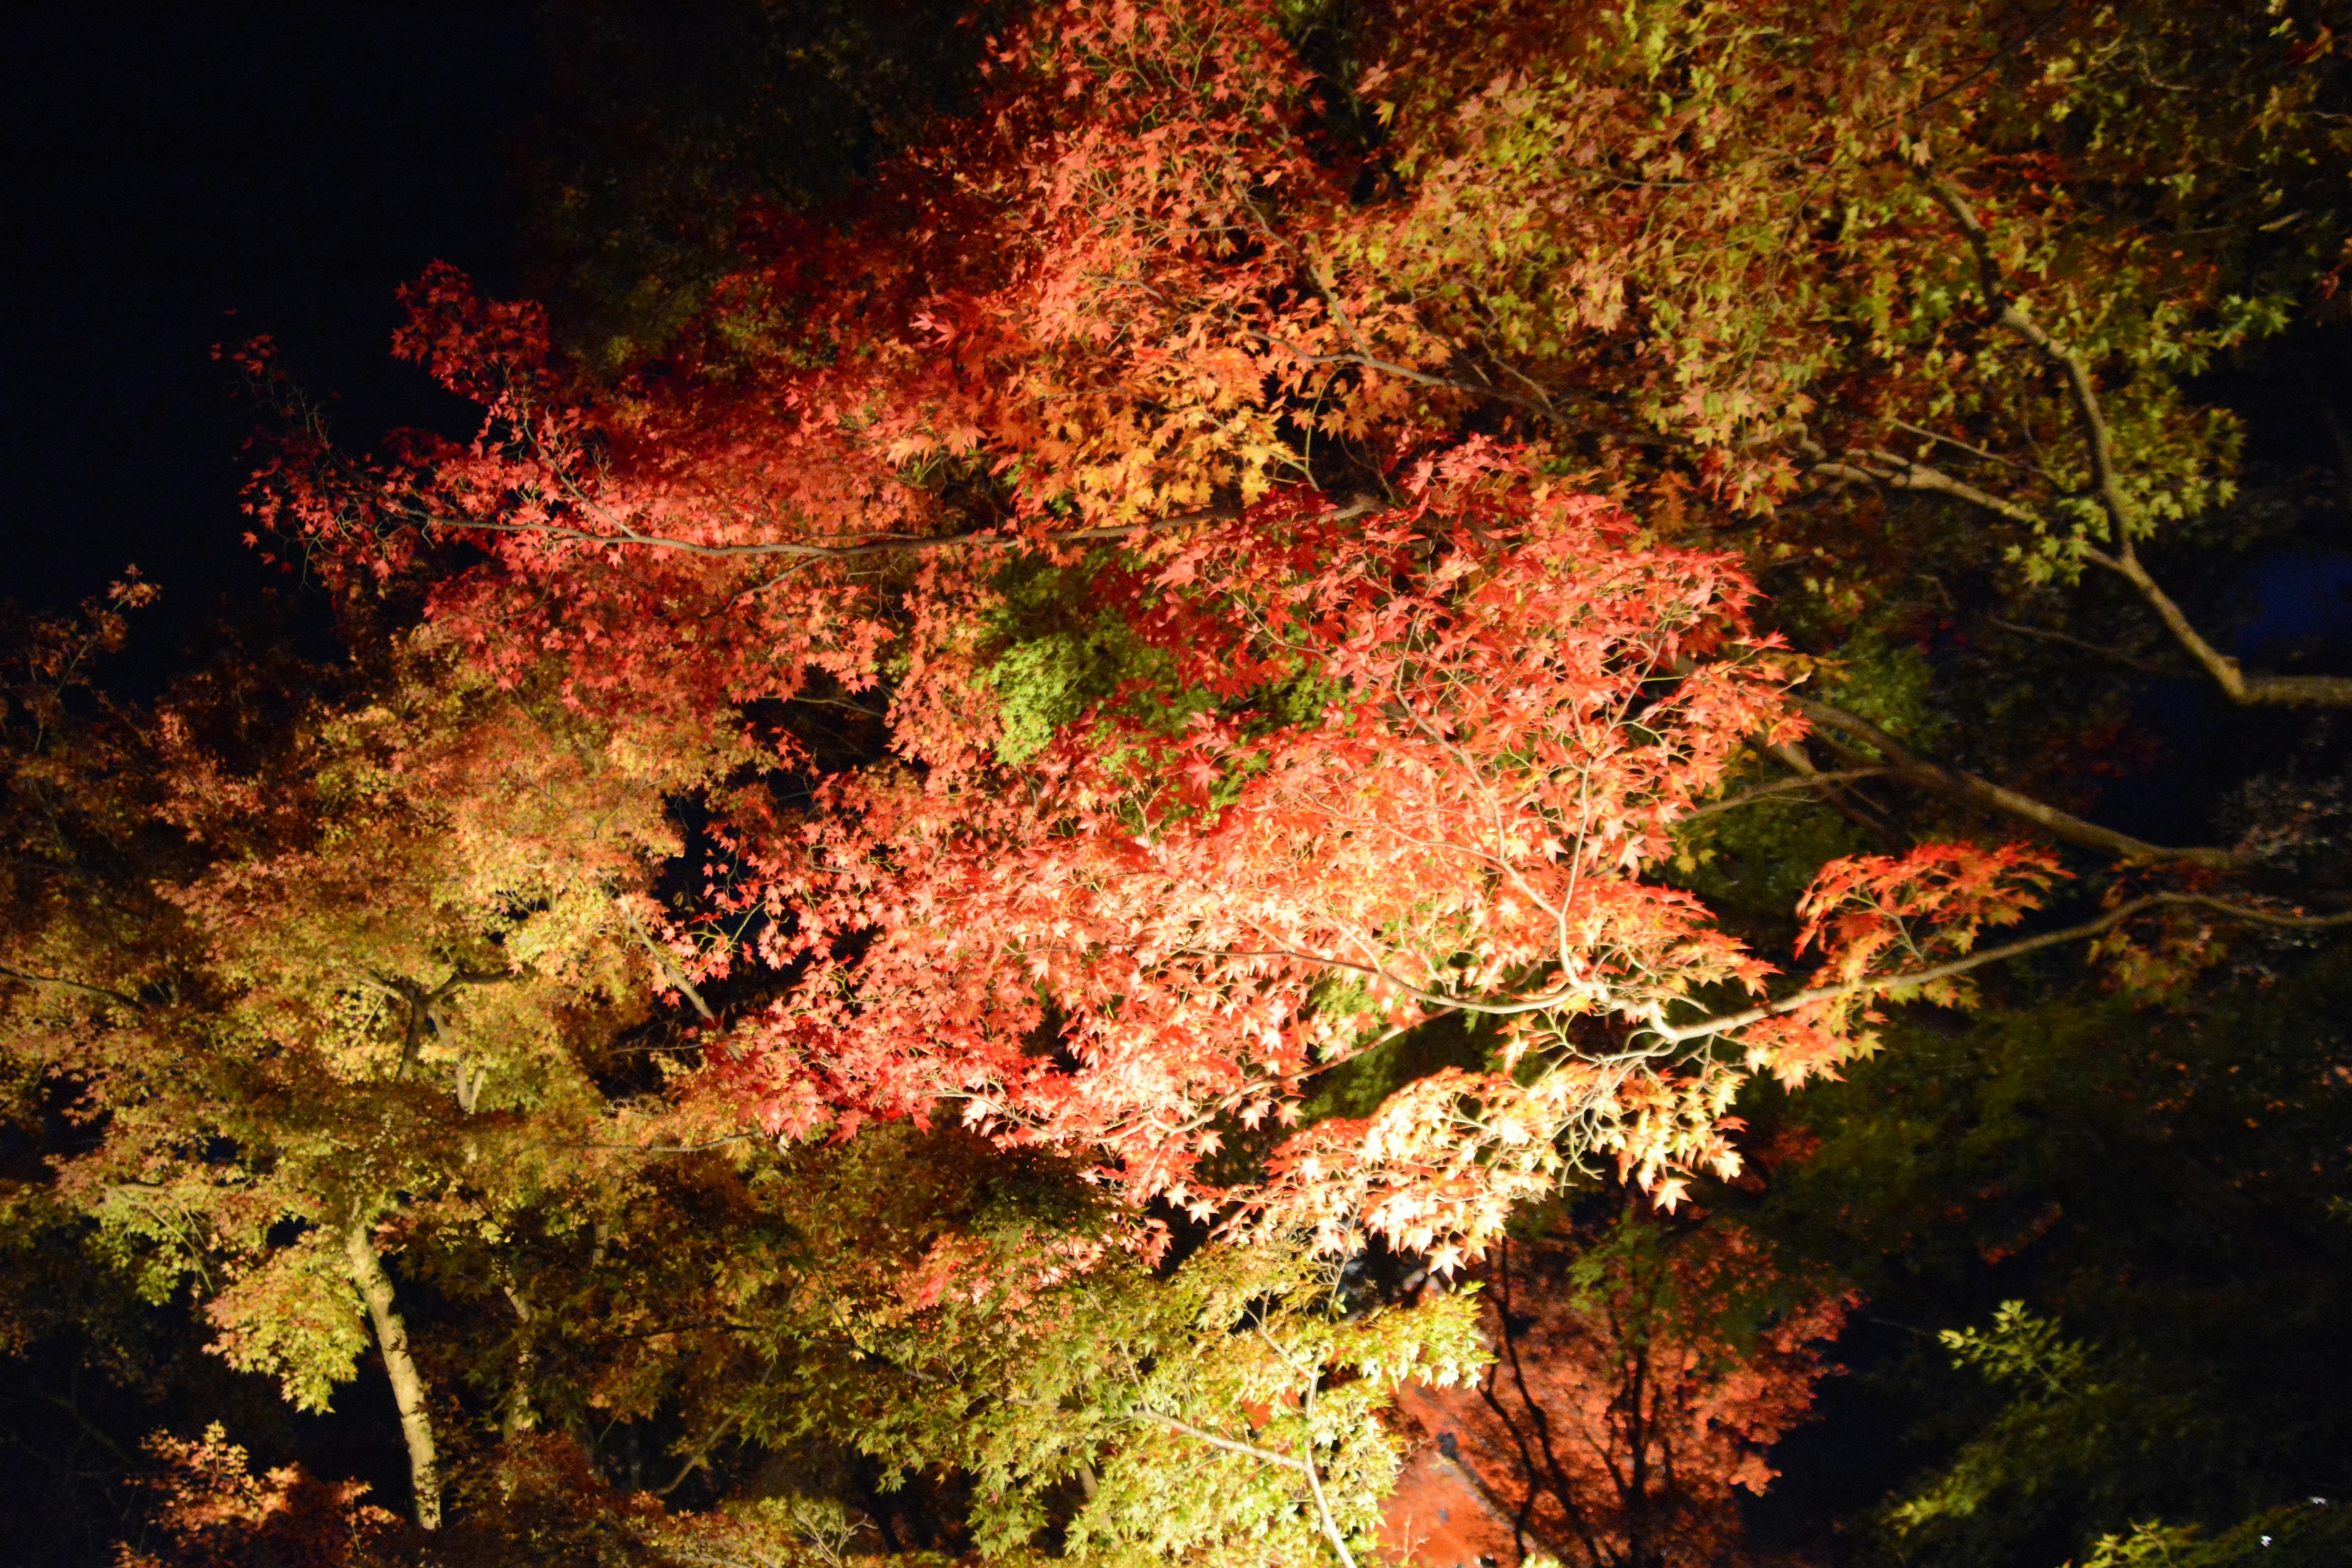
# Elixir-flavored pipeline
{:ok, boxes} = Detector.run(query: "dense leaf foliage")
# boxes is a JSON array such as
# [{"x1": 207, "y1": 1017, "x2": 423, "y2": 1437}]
[{"x1": 4, "y1": 1, "x2": 2351, "y2": 1564}]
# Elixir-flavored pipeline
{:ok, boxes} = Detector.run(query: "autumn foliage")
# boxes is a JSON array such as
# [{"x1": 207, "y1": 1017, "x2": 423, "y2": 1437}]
[
  {"x1": 8, "y1": 0, "x2": 2349, "y2": 1559},
  {"x1": 114, "y1": 1427, "x2": 397, "y2": 1568},
  {"x1": 1396, "y1": 1213, "x2": 1852, "y2": 1568},
  {"x1": 226, "y1": 0, "x2": 2092, "y2": 1264}
]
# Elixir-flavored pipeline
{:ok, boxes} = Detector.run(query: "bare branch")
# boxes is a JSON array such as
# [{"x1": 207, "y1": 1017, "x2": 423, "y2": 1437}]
[
  {"x1": 1885, "y1": 418, "x2": 2027, "y2": 472},
  {"x1": 1924, "y1": 179, "x2": 2133, "y2": 535},
  {"x1": 0, "y1": 961, "x2": 140, "y2": 1008},
  {"x1": 1790, "y1": 695, "x2": 2244, "y2": 870},
  {"x1": 2078, "y1": 543, "x2": 2352, "y2": 707},
  {"x1": 654, "y1": 1408, "x2": 745, "y2": 1497},
  {"x1": 1279, "y1": 345, "x2": 1682, "y2": 450},
  {"x1": 1810, "y1": 450, "x2": 2041, "y2": 526}
]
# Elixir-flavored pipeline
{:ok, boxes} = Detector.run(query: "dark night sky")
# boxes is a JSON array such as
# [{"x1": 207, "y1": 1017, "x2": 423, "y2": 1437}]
[{"x1": 1, "y1": 3, "x2": 544, "y2": 653}]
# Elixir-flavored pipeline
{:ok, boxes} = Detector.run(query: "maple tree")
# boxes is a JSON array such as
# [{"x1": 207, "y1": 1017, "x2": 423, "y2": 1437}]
[
  {"x1": 0, "y1": 601, "x2": 1493, "y2": 1555},
  {"x1": 1393, "y1": 1206, "x2": 1851, "y2": 1568},
  {"x1": 6, "y1": 0, "x2": 2352, "y2": 1561},
  {"x1": 233, "y1": 0, "x2": 2218, "y2": 1269}
]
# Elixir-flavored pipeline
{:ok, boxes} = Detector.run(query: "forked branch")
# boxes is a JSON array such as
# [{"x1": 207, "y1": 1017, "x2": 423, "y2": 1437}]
[{"x1": 1924, "y1": 177, "x2": 2352, "y2": 709}]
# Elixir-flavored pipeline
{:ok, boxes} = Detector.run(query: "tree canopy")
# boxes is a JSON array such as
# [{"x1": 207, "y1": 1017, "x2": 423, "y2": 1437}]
[{"x1": 5, "y1": 2, "x2": 2352, "y2": 1566}]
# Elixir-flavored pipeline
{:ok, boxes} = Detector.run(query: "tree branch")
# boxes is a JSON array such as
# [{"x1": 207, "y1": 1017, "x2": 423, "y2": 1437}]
[
  {"x1": 0, "y1": 961, "x2": 140, "y2": 1008},
  {"x1": 1681, "y1": 768, "x2": 1893, "y2": 820},
  {"x1": 344, "y1": 1218, "x2": 442, "y2": 1530},
  {"x1": 613, "y1": 898, "x2": 716, "y2": 1022},
  {"x1": 1924, "y1": 176, "x2": 2352, "y2": 709},
  {"x1": 1653, "y1": 891, "x2": 2352, "y2": 1044},
  {"x1": 422, "y1": 494, "x2": 1379, "y2": 568},
  {"x1": 1131, "y1": 1406, "x2": 1310, "y2": 1473},
  {"x1": 1294, "y1": 1368, "x2": 1362, "y2": 1568},
  {"x1": 1790, "y1": 695, "x2": 2244, "y2": 869},
  {"x1": 1987, "y1": 617, "x2": 2188, "y2": 680},
  {"x1": 1809, "y1": 448, "x2": 2041, "y2": 526},
  {"x1": 368, "y1": 965, "x2": 516, "y2": 1079},
  {"x1": 2078, "y1": 542, "x2": 2352, "y2": 707}
]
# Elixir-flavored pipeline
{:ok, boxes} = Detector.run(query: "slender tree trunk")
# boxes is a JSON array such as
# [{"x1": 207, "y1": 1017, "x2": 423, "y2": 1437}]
[
  {"x1": 500, "y1": 1276, "x2": 538, "y2": 1439},
  {"x1": 344, "y1": 1219, "x2": 442, "y2": 1530}
]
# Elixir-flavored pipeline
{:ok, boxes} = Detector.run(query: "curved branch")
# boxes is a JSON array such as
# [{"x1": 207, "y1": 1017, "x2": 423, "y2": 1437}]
[
  {"x1": 1924, "y1": 176, "x2": 2352, "y2": 709},
  {"x1": 0, "y1": 961, "x2": 140, "y2": 1008},
  {"x1": 2078, "y1": 543, "x2": 2352, "y2": 707}
]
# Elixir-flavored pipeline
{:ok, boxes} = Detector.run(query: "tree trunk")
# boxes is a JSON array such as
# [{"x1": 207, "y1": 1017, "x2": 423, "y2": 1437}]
[{"x1": 344, "y1": 1219, "x2": 442, "y2": 1530}]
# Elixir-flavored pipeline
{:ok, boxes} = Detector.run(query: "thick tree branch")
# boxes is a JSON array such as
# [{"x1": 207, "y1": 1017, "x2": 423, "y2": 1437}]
[
  {"x1": 368, "y1": 966, "x2": 516, "y2": 1079},
  {"x1": 1809, "y1": 448, "x2": 2041, "y2": 526},
  {"x1": 1789, "y1": 695, "x2": 2242, "y2": 869},
  {"x1": 2077, "y1": 542, "x2": 2352, "y2": 706}
]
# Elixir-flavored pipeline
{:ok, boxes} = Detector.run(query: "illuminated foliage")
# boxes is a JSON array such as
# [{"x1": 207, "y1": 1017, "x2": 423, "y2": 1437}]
[
  {"x1": 1397, "y1": 1208, "x2": 1852, "y2": 1568},
  {"x1": 6, "y1": 0, "x2": 2350, "y2": 1561}
]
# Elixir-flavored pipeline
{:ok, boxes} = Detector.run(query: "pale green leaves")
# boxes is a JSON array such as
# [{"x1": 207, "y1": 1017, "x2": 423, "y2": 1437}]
[{"x1": 202, "y1": 1231, "x2": 372, "y2": 1413}]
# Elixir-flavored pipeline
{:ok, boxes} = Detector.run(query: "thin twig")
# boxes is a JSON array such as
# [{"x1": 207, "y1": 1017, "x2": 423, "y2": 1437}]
[
  {"x1": 0, "y1": 962, "x2": 140, "y2": 1008},
  {"x1": 1681, "y1": 769, "x2": 1893, "y2": 819}
]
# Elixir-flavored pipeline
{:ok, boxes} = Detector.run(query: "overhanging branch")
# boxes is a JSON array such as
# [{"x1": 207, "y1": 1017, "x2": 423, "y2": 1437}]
[
  {"x1": 1789, "y1": 695, "x2": 2243, "y2": 870},
  {"x1": 0, "y1": 961, "x2": 141, "y2": 1008},
  {"x1": 418, "y1": 495, "x2": 1380, "y2": 569},
  {"x1": 1924, "y1": 176, "x2": 2352, "y2": 709},
  {"x1": 1653, "y1": 891, "x2": 2352, "y2": 1045}
]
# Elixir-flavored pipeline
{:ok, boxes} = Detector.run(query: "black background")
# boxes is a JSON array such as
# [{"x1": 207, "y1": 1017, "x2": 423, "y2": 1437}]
[{"x1": 1, "y1": 4, "x2": 543, "y2": 663}]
